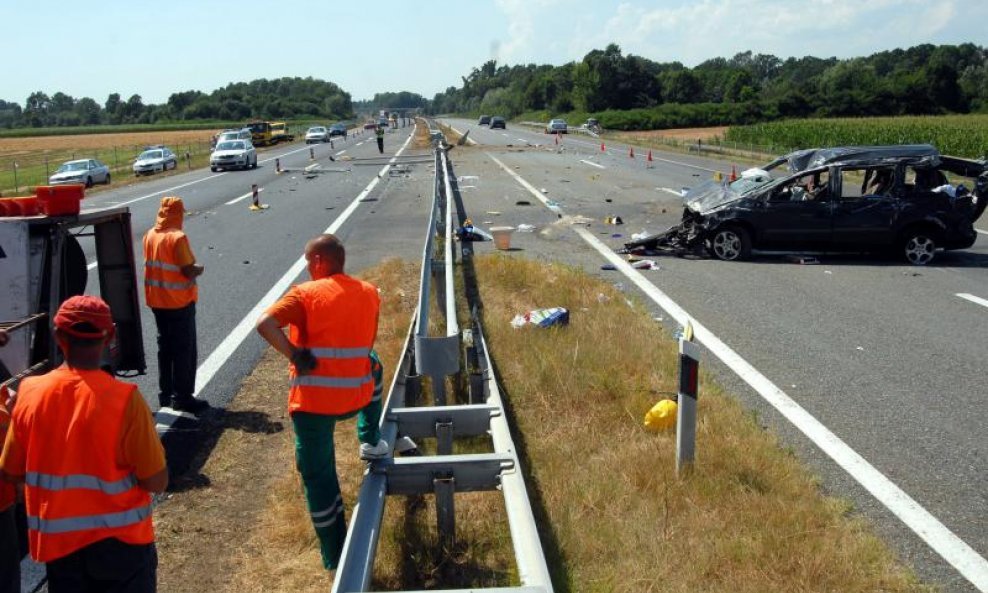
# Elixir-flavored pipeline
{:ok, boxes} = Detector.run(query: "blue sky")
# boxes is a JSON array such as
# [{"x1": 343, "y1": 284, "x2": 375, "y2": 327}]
[{"x1": 5, "y1": 0, "x2": 986, "y2": 106}]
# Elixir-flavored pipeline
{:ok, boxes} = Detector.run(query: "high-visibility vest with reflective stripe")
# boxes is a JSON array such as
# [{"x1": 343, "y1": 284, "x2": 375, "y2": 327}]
[
  {"x1": 288, "y1": 275, "x2": 380, "y2": 416},
  {"x1": 143, "y1": 228, "x2": 197, "y2": 309},
  {"x1": 0, "y1": 402, "x2": 14, "y2": 511},
  {"x1": 13, "y1": 368, "x2": 154, "y2": 562}
]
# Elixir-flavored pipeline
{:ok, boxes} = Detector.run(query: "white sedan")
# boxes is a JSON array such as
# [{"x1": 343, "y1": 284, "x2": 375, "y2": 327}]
[
  {"x1": 133, "y1": 147, "x2": 178, "y2": 176},
  {"x1": 210, "y1": 140, "x2": 257, "y2": 172},
  {"x1": 49, "y1": 159, "x2": 111, "y2": 187},
  {"x1": 305, "y1": 126, "x2": 331, "y2": 143}
]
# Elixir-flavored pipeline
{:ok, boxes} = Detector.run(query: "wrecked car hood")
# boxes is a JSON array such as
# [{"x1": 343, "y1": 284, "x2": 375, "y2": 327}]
[{"x1": 684, "y1": 177, "x2": 779, "y2": 214}]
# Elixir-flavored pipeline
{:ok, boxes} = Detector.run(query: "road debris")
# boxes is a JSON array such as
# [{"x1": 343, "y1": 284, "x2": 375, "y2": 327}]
[{"x1": 510, "y1": 307, "x2": 570, "y2": 328}]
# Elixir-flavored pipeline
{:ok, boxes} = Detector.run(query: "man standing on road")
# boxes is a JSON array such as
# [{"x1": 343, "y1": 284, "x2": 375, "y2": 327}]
[
  {"x1": 0, "y1": 296, "x2": 167, "y2": 593},
  {"x1": 143, "y1": 196, "x2": 209, "y2": 414},
  {"x1": 255, "y1": 234, "x2": 388, "y2": 571},
  {"x1": 375, "y1": 123, "x2": 385, "y2": 154}
]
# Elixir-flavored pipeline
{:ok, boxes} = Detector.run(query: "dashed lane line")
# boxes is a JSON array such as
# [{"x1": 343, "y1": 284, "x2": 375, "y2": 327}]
[
  {"x1": 957, "y1": 293, "x2": 988, "y2": 310},
  {"x1": 977, "y1": 228, "x2": 987, "y2": 235},
  {"x1": 490, "y1": 154, "x2": 988, "y2": 592},
  {"x1": 660, "y1": 187, "x2": 684, "y2": 197},
  {"x1": 580, "y1": 159, "x2": 606, "y2": 170},
  {"x1": 224, "y1": 187, "x2": 264, "y2": 206}
]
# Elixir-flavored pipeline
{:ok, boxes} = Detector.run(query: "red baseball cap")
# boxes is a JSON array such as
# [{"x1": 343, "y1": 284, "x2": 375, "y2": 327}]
[{"x1": 53, "y1": 295, "x2": 115, "y2": 339}]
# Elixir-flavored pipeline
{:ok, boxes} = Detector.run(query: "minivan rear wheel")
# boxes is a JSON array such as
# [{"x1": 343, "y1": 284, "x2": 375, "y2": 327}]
[
  {"x1": 710, "y1": 226, "x2": 751, "y2": 261},
  {"x1": 901, "y1": 229, "x2": 938, "y2": 265}
]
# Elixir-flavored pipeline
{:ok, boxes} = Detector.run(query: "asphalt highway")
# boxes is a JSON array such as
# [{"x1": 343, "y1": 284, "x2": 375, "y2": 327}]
[{"x1": 441, "y1": 117, "x2": 987, "y2": 592}]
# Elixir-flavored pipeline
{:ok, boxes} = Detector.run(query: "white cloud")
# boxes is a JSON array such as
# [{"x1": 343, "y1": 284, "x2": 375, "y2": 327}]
[{"x1": 494, "y1": 0, "x2": 564, "y2": 62}]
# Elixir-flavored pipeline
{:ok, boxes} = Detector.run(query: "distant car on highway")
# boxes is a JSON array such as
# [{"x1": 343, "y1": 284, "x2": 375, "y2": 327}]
[
  {"x1": 478, "y1": 115, "x2": 491, "y2": 125},
  {"x1": 215, "y1": 129, "x2": 251, "y2": 145},
  {"x1": 329, "y1": 123, "x2": 348, "y2": 138},
  {"x1": 546, "y1": 119, "x2": 568, "y2": 134},
  {"x1": 305, "y1": 126, "x2": 331, "y2": 144},
  {"x1": 363, "y1": 121, "x2": 377, "y2": 130},
  {"x1": 133, "y1": 146, "x2": 178, "y2": 176},
  {"x1": 489, "y1": 116, "x2": 506, "y2": 130},
  {"x1": 209, "y1": 139, "x2": 257, "y2": 172},
  {"x1": 49, "y1": 158, "x2": 111, "y2": 187}
]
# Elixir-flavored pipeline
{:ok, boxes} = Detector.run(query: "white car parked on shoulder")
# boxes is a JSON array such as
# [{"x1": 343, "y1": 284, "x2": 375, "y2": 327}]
[{"x1": 210, "y1": 140, "x2": 257, "y2": 172}]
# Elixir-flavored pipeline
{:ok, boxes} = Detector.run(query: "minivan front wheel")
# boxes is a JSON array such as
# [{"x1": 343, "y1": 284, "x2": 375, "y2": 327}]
[
  {"x1": 901, "y1": 230, "x2": 938, "y2": 265},
  {"x1": 710, "y1": 226, "x2": 751, "y2": 261}
]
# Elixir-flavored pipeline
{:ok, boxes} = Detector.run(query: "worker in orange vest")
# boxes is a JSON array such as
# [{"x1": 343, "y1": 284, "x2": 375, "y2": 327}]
[
  {"x1": 0, "y1": 296, "x2": 167, "y2": 592},
  {"x1": 143, "y1": 196, "x2": 209, "y2": 414},
  {"x1": 0, "y1": 327, "x2": 22, "y2": 593},
  {"x1": 255, "y1": 233, "x2": 387, "y2": 570}
]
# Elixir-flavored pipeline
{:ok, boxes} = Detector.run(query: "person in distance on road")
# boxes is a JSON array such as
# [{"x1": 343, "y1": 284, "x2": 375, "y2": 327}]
[
  {"x1": 255, "y1": 233, "x2": 388, "y2": 571},
  {"x1": 0, "y1": 296, "x2": 167, "y2": 593},
  {"x1": 375, "y1": 123, "x2": 385, "y2": 154},
  {"x1": 143, "y1": 196, "x2": 209, "y2": 414}
]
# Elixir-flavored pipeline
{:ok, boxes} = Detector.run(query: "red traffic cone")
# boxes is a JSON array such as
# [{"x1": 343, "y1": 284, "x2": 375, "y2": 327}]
[
  {"x1": 647, "y1": 150, "x2": 653, "y2": 162},
  {"x1": 629, "y1": 146, "x2": 635, "y2": 158},
  {"x1": 729, "y1": 165, "x2": 738, "y2": 182},
  {"x1": 600, "y1": 142, "x2": 606, "y2": 152}
]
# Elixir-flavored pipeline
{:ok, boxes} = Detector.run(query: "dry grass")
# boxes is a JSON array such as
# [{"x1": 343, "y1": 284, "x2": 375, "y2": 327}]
[
  {"x1": 0, "y1": 130, "x2": 216, "y2": 158},
  {"x1": 156, "y1": 254, "x2": 930, "y2": 593},
  {"x1": 612, "y1": 126, "x2": 728, "y2": 143}
]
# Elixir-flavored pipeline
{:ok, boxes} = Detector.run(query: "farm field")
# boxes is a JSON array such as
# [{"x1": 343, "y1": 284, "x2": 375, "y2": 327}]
[{"x1": 0, "y1": 129, "x2": 216, "y2": 158}]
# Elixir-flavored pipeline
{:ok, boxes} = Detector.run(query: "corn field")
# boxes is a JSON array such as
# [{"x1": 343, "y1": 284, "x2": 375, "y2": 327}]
[{"x1": 724, "y1": 114, "x2": 988, "y2": 160}]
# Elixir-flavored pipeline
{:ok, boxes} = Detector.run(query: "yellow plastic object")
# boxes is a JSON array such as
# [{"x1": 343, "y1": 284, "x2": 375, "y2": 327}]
[{"x1": 644, "y1": 399, "x2": 678, "y2": 432}]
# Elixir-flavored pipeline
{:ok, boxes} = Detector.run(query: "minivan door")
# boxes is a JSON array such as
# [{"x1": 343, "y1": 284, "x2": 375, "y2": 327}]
[{"x1": 832, "y1": 166, "x2": 898, "y2": 248}]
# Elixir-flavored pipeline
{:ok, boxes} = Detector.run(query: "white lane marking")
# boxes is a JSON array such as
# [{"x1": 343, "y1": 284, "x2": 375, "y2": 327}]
[
  {"x1": 516, "y1": 138, "x2": 528, "y2": 143},
  {"x1": 493, "y1": 156, "x2": 988, "y2": 591},
  {"x1": 957, "y1": 293, "x2": 988, "y2": 309},
  {"x1": 153, "y1": 127, "x2": 418, "y2": 435},
  {"x1": 225, "y1": 187, "x2": 264, "y2": 206},
  {"x1": 502, "y1": 133, "x2": 509, "y2": 137},
  {"x1": 580, "y1": 159, "x2": 606, "y2": 170},
  {"x1": 977, "y1": 228, "x2": 987, "y2": 235},
  {"x1": 335, "y1": 149, "x2": 347, "y2": 156},
  {"x1": 487, "y1": 154, "x2": 560, "y2": 213},
  {"x1": 87, "y1": 261, "x2": 98, "y2": 270},
  {"x1": 257, "y1": 144, "x2": 314, "y2": 164},
  {"x1": 661, "y1": 187, "x2": 685, "y2": 197}
]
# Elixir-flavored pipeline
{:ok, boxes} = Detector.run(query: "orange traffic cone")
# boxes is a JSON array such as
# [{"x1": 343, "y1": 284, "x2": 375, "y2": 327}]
[
  {"x1": 601, "y1": 142, "x2": 606, "y2": 153},
  {"x1": 629, "y1": 146, "x2": 635, "y2": 158},
  {"x1": 729, "y1": 165, "x2": 738, "y2": 182}
]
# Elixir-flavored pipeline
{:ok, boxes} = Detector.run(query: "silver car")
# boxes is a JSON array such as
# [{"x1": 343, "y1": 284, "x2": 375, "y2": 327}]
[
  {"x1": 305, "y1": 126, "x2": 331, "y2": 143},
  {"x1": 133, "y1": 147, "x2": 178, "y2": 176},
  {"x1": 49, "y1": 159, "x2": 111, "y2": 187},
  {"x1": 546, "y1": 119, "x2": 568, "y2": 134},
  {"x1": 210, "y1": 140, "x2": 257, "y2": 172}
]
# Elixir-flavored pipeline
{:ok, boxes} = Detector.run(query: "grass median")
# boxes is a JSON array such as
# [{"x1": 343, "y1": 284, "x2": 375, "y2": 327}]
[{"x1": 154, "y1": 254, "x2": 929, "y2": 592}]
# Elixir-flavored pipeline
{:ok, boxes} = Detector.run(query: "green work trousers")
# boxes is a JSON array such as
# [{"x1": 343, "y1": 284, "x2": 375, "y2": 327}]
[{"x1": 291, "y1": 353, "x2": 384, "y2": 570}]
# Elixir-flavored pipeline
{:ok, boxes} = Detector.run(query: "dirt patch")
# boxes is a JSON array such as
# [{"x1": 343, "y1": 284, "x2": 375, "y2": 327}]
[{"x1": 0, "y1": 130, "x2": 217, "y2": 158}]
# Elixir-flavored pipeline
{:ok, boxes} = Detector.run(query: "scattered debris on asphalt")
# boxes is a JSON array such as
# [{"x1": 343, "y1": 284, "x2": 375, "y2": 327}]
[{"x1": 511, "y1": 307, "x2": 570, "y2": 328}]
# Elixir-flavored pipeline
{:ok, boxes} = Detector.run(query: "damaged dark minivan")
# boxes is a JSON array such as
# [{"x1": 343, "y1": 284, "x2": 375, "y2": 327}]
[{"x1": 626, "y1": 145, "x2": 987, "y2": 265}]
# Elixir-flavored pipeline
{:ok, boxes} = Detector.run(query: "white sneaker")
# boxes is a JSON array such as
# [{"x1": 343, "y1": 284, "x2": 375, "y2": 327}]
[{"x1": 359, "y1": 439, "x2": 390, "y2": 460}]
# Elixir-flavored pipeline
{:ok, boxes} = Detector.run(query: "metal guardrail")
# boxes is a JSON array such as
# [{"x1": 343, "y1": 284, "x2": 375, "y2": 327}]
[{"x1": 331, "y1": 131, "x2": 553, "y2": 593}]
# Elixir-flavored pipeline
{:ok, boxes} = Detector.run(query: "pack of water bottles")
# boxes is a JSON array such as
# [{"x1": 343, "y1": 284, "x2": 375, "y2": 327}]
[{"x1": 510, "y1": 307, "x2": 570, "y2": 329}]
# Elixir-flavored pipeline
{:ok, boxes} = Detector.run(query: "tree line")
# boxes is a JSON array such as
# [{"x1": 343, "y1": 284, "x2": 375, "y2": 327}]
[
  {"x1": 428, "y1": 43, "x2": 988, "y2": 129},
  {"x1": 0, "y1": 77, "x2": 354, "y2": 129}
]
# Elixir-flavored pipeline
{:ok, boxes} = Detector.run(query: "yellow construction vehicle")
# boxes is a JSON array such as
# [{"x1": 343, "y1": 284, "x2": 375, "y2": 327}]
[
  {"x1": 270, "y1": 121, "x2": 294, "y2": 144},
  {"x1": 246, "y1": 121, "x2": 274, "y2": 146}
]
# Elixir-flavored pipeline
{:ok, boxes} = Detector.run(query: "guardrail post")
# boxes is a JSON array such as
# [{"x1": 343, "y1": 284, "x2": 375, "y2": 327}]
[
  {"x1": 405, "y1": 373, "x2": 422, "y2": 407},
  {"x1": 676, "y1": 322, "x2": 700, "y2": 477},
  {"x1": 434, "y1": 473, "x2": 456, "y2": 551},
  {"x1": 436, "y1": 420, "x2": 453, "y2": 456}
]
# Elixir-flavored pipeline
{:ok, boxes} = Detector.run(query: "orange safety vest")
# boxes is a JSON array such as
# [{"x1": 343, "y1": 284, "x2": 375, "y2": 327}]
[
  {"x1": 143, "y1": 229, "x2": 197, "y2": 309},
  {"x1": 287, "y1": 275, "x2": 379, "y2": 416},
  {"x1": 13, "y1": 368, "x2": 154, "y2": 562},
  {"x1": 0, "y1": 398, "x2": 15, "y2": 512}
]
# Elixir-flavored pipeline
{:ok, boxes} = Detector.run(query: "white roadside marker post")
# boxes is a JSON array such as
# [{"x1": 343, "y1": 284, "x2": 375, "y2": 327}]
[{"x1": 676, "y1": 321, "x2": 700, "y2": 477}]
